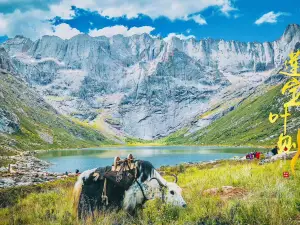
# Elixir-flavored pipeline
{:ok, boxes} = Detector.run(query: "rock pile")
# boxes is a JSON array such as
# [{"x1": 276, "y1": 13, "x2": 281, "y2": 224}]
[{"x1": 0, "y1": 151, "x2": 76, "y2": 188}]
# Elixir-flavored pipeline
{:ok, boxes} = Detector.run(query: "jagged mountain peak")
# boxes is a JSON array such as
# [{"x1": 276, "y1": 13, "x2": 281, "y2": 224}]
[
  {"x1": 69, "y1": 33, "x2": 93, "y2": 41},
  {"x1": 2, "y1": 23, "x2": 299, "y2": 48},
  {"x1": 282, "y1": 24, "x2": 300, "y2": 43},
  {"x1": 168, "y1": 35, "x2": 196, "y2": 43},
  {"x1": 13, "y1": 35, "x2": 27, "y2": 39},
  {"x1": 284, "y1": 24, "x2": 300, "y2": 35},
  {"x1": 7, "y1": 35, "x2": 32, "y2": 44},
  {"x1": 40, "y1": 35, "x2": 64, "y2": 41},
  {"x1": 1, "y1": 24, "x2": 300, "y2": 139}
]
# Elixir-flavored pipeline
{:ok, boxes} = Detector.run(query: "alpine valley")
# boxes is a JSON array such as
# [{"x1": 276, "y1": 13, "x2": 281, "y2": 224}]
[{"x1": 1, "y1": 24, "x2": 300, "y2": 152}]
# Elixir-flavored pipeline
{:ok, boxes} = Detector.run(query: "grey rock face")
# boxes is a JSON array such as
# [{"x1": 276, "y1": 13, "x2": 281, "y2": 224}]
[
  {"x1": 0, "y1": 108, "x2": 20, "y2": 134},
  {"x1": 1, "y1": 24, "x2": 300, "y2": 139},
  {"x1": 0, "y1": 47, "x2": 15, "y2": 72},
  {"x1": 2, "y1": 35, "x2": 33, "y2": 56}
]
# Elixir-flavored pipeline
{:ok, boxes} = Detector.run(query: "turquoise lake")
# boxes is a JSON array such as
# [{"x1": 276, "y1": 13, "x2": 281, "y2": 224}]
[{"x1": 37, "y1": 146, "x2": 264, "y2": 173}]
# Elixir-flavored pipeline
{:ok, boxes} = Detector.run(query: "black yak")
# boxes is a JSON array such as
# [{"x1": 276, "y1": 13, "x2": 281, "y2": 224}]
[{"x1": 73, "y1": 159, "x2": 186, "y2": 218}]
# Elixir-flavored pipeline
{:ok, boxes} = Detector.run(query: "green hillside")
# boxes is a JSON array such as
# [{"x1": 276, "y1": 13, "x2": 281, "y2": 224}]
[
  {"x1": 162, "y1": 83, "x2": 300, "y2": 147},
  {"x1": 0, "y1": 72, "x2": 114, "y2": 155}
]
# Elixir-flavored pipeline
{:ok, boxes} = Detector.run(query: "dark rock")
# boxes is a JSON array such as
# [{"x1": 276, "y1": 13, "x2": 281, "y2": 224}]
[{"x1": 0, "y1": 108, "x2": 20, "y2": 134}]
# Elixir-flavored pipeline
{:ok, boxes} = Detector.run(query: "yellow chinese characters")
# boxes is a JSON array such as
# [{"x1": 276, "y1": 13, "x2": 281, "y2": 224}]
[
  {"x1": 277, "y1": 133, "x2": 296, "y2": 153},
  {"x1": 268, "y1": 105, "x2": 293, "y2": 152},
  {"x1": 280, "y1": 50, "x2": 300, "y2": 77},
  {"x1": 269, "y1": 50, "x2": 300, "y2": 174},
  {"x1": 281, "y1": 78, "x2": 300, "y2": 107}
]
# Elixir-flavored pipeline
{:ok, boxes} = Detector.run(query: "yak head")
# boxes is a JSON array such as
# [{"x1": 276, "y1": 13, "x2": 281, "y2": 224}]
[
  {"x1": 164, "y1": 181, "x2": 186, "y2": 207},
  {"x1": 123, "y1": 172, "x2": 187, "y2": 212},
  {"x1": 149, "y1": 175, "x2": 186, "y2": 207}
]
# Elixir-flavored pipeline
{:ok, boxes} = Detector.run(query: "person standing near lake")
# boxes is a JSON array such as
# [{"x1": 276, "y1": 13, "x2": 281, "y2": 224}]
[{"x1": 271, "y1": 146, "x2": 278, "y2": 155}]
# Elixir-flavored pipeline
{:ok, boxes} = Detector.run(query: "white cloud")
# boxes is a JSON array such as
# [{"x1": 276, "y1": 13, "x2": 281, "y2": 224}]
[
  {"x1": 1, "y1": 0, "x2": 237, "y2": 20},
  {"x1": 189, "y1": 15, "x2": 207, "y2": 25},
  {"x1": 50, "y1": 23, "x2": 81, "y2": 39},
  {"x1": 182, "y1": 14, "x2": 207, "y2": 25},
  {"x1": 0, "y1": 0, "x2": 236, "y2": 39},
  {"x1": 48, "y1": 0, "x2": 99, "y2": 19},
  {"x1": 0, "y1": 14, "x2": 8, "y2": 31},
  {"x1": 0, "y1": 1, "x2": 80, "y2": 39},
  {"x1": 233, "y1": 14, "x2": 242, "y2": 19},
  {"x1": 89, "y1": 25, "x2": 155, "y2": 37},
  {"x1": 1, "y1": 0, "x2": 235, "y2": 23},
  {"x1": 220, "y1": 1, "x2": 237, "y2": 17},
  {"x1": 97, "y1": 0, "x2": 236, "y2": 20},
  {"x1": 163, "y1": 33, "x2": 196, "y2": 42},
  {"x1": 48, "y1": 3, "x2": 74, "y2": 20},
  {"x1": 126, "y1": 26, "x2": 155, "y2": 36},
  {"x1": 254, "y1": 11, "x2": 290, "y2": 25},
  {"x1": 0, "y1": 10, "x2": 80, "y2": 40},
  {"x1": 89, "y1": 25, "x2": 127, "y2": 37},
  {"x1": 0, "y1": 9, "x2": 53, "y2": 39}
]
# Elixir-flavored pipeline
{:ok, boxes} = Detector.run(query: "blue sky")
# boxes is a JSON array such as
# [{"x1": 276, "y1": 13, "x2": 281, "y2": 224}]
[{"x1": 0, "y1": 0, "x2": 299, "y2": 43}]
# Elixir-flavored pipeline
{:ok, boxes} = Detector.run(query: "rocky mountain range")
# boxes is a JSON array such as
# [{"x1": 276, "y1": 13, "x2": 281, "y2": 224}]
[{"x1": 1, "y1": 24, "x2": 300, "y2": 141}]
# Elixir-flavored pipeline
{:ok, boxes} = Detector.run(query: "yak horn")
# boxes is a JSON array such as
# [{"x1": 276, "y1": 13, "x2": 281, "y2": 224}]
[
  {"x1": 150, "y1": 177, "x2": 166, "y2": 187},
  {"x1": 171, "y1": 174, "x2": 178, "y2": 183}
]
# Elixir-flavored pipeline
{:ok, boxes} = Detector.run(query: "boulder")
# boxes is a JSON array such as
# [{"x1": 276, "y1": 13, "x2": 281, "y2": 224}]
[
  {"x1": 0, "y1": 177, "x2": 15, "y2": 188},
  {"x1": 203, "y1": 186, "x2": 247, "y2": 200},
  {"x1": 271, "y1": 151, "x2": 297, "y2": 161}
]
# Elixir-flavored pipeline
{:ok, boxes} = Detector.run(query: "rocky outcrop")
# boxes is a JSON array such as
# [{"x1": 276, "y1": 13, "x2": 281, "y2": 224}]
[
  {"x1": 0, "y1": 108, "x2": 20, "y2": 134},
  {"x1": 0, "y1": 152, "x2": 67, "y2": 188},
  {"x1": 0, "y1": 71, "x2": 111, "y2": 152},
  {"x1": 1, "y1": 24, "x2": 300, "y2": 139},
  {"x1": 37, "y1": 131, "x2": 54, "y2": 144},
  {"x1": 0, "y1": 47, "x2": 15, "y2": 73}
]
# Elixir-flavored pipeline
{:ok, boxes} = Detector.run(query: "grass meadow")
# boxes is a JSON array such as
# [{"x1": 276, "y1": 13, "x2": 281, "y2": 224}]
[{"x1": 1, "y1": 159, "x2": 300, "y2": 225}]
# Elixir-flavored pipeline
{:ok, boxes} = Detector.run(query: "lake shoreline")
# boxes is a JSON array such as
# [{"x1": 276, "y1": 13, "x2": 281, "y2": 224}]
[
  {"x1": 3, "y1": 142, "x2": 271, "y2": 156},
  {"x1": 0, "y1": 148, "x2": 296, "y2": 188},
  {"x1": 0, "y1": 144, "x2": 272, "y2": 189},
  {"x1": 0, "y1": 151, "x2": 70, "y2": 188},
  {"x1": 28, "y1": 143, "x2": 269, "y2": 154},
  {"x1": 38, "y1": 145, "x2": 265, "y2": 173},
  {"x1": 0, "y1": 149, "x2": 245, "y2": 188}
]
